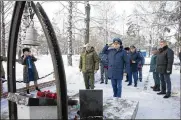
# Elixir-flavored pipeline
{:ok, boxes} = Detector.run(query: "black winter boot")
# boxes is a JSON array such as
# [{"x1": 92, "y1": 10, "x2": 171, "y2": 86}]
[
  {"x1": 36, "y1": 87, "x2": 41, "y2": 91},
  {"x1": 163, "y1": 92, "x2": 171, "y2": 98},
  {"x1": 125, "y1": 80, "x2": 128, "y2": 82},
  {"x1": 127, "y1": 83, "x2": 132, "y2": 86},
  {"x1": 153, "y1": 85, "x2": 160, "y2": 91},
  {"x1": 151, "y1": 85, "x2": 156, "y2": 89},
  {"x1": 157, "y1": 91, "x2": 166, "y2": 95},
  {"x1": 26, "y1": 89, "x2": 30, "y2": 94},
  {"x1": 100, "y1": 81, "x2": 104, "y2": 84},
  {"x1": 134, "y1": 83, "x2": 137, "y2": 87}
]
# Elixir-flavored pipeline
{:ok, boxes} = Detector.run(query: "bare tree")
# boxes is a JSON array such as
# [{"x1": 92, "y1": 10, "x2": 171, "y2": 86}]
[
  {"x1": 1, "y1": 1, "x2": 5, "y2": 56},
  {"x1": 67, "y1": 1, "x2": 73, "y2": 66},
  {"x1": 0, "y1": 1, "x2": 2, "y2": 56},
  {"x1": 84, "y1": 1, "x2": 90, "y2": 44},
  {"x1": 91, "y1": 1, "x2": 120, "y2": 44},
  {"x1": 0, "y1": 1, "x2": 14, "y2": 56}
]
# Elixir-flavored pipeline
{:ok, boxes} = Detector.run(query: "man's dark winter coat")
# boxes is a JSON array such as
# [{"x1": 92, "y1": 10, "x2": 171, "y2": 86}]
[
  {"x1": 156, "y1": 45, "x2": 174, "y2": 74},
  {"x1": 179, "y1": 52, "x2": 181, "y2": 62},
  {"x1": 130, "y1": 51, "x2": 141, "y2": 72}
]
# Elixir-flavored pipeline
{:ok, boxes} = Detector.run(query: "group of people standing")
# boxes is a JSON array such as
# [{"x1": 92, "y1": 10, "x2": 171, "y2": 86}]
[
  {"x1": 79, "y1": 38, "x2": 145, "y2": 98},
  {"x1": 79, "y1": 38, "x2": 178, "y2": 99},
  {"x1": 0, "y1": 38, "x2": 179, "y2": 98},
  {"x1": 149, "y1": 40, "x2": 174, "y2": 98}
]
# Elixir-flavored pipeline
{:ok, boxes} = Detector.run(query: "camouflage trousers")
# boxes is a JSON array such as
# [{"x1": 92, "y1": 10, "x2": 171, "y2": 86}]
[{"x1": 82, "y1": 72, "x2": 95, "y2": 89}]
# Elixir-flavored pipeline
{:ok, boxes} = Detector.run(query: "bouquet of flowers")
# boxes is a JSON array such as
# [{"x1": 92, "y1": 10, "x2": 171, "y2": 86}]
[{"x1": 36, "y1": 90, "x2": 57, "y2": 99}]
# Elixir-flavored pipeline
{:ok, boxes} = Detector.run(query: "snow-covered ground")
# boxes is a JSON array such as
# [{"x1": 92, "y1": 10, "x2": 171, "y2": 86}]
[
  {"x1": 2, "y1": 55, "x2": 85, "y2": 95},
  {"x1": 1, "y1": 55, "x2": 180, "y2": 119}
]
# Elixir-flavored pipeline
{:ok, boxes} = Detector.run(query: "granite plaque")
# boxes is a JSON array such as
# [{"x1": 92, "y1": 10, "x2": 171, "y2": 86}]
[{"x1": 79, "y1": 90, "x2": 103, "y2": 120}]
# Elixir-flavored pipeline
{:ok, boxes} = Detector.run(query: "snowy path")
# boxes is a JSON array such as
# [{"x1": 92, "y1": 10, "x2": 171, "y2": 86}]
[
  {"x1": 1, "y1": 55, "x2": 180, "y2": 119},
  {"x1": 134, "y1": 65, "x2": 180, "y2": 119},
  {"x1": 95, "y1": 65, "x2": 180, "y2": 119}
]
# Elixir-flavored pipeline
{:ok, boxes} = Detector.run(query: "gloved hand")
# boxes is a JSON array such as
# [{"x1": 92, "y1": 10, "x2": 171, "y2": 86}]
[
  {"x1": 166, "y1": 70, "x2": 171, "y2": 74},
  {"x1": 107, "y1": 43, "x2": 113, "y2": 47},
  {"x1": 132, "y1": 60, "x2": 136, "y2": 63}
]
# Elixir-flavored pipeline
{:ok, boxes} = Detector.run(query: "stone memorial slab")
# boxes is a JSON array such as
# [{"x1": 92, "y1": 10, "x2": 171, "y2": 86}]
[{"x1": 79, "y1": 90, "x2": 103, "y2": 120}]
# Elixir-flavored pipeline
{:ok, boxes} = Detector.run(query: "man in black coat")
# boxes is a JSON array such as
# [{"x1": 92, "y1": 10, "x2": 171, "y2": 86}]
[
  {"x1": 156, "y1": 40, "x2": 174, "y2": 98},
  {"x1": 129, "y1": 45, "x2": 141, "y2": 87}
]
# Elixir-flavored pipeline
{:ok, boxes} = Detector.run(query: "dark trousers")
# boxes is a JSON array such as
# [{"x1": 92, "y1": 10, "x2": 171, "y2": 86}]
[
  {"x1": 160, "y1": 73, "x2": 171, "y2": 93},
  {"x1": 127, "y1": 72, "x2": 132, "y2": 84},
  {"x1": 130, "y1": 71, "x2": 138, "y2": 84},
  {"x1": 111, "y1": 79, "x2": 122, "y2": 97},
  {"x1": 100, "y1": 63, "x2": 108, "y2": 83},
  {"x1": 153, "y1": 72, "x2": 160, "y2": 86},
  {"x1": 138, "y1": 68, "x2": 142, "y2": 80}
]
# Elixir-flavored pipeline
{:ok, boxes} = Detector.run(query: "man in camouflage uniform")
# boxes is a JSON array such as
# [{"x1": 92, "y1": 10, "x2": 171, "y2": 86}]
[{"x1": 79, "y1": 43, "x2": 99, "y2": 89}]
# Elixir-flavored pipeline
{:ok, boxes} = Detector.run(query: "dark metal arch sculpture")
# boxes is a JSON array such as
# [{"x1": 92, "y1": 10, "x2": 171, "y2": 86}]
[{"x1": 7, "y1": 1, "x2": 68, "y2": 120}]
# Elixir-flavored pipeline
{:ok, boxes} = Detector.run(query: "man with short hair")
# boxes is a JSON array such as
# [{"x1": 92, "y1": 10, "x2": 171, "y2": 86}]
[{"x1": 156, "y1": 40, "x2": 174, "y2": 98}]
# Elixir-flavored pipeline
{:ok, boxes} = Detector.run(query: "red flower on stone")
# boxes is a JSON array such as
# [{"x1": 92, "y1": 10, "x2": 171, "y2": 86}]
[{"x1": 36, "y1": 90, "x2": 57, "y2": 99}]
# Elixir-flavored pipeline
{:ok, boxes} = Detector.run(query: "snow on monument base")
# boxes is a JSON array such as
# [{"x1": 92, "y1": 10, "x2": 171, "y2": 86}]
[
  {"x1": 18, "y1": 105, "x2": 57, "y2": 119},
  {"x1": 103, "y1": 98, "x2": 139, "y2": 119}
]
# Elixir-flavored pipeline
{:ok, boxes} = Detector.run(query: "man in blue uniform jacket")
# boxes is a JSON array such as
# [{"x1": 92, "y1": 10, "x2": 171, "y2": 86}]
[{"x1": 102, "y1": 38, "x2": 129, "y2": 98}]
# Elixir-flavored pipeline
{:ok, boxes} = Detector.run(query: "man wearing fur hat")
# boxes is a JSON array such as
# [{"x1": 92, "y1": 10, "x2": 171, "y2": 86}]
[
  {"x1": 79, "y1": 43, "x2": 99, "y2": 89},
  {"x1": 102, "y1": 38, "x2": 130, "y2": 98}
]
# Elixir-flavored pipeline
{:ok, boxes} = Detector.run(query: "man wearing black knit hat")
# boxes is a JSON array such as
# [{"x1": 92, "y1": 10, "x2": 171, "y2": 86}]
[{"x1": 129, "y1": 45, "x2": 141, "y2": 87}]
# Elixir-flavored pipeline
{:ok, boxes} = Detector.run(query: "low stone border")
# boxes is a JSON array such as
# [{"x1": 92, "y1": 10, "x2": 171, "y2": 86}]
[{"x1": 1, "y1": 80, "x2": 56, "y2": 98}]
